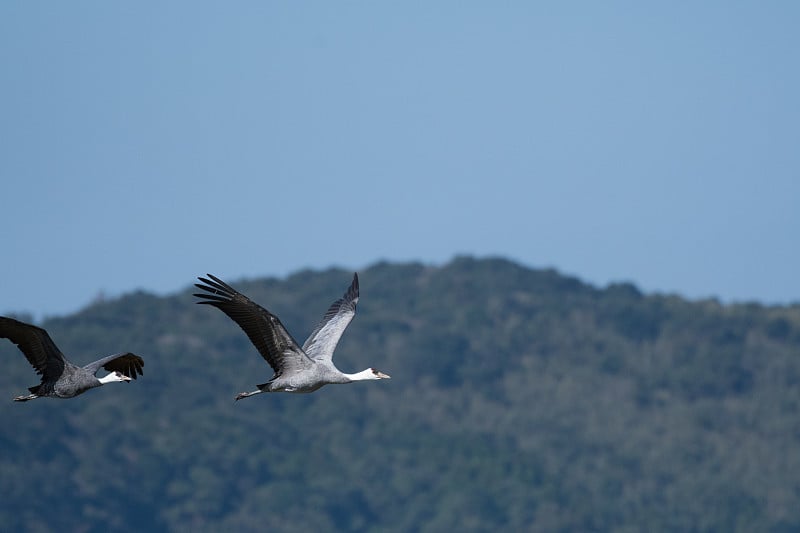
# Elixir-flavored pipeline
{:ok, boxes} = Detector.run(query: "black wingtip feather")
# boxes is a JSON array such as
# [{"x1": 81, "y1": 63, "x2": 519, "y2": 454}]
[
  {"x1": 193, "y1": 292, "x2": 231, "y2": 303},
  {"x1": 203, "y1": 274, "x2": 236, "y2": 292},
  {"x1": 196, "y1": 280, "x2": 227, "y2": 293},
  {"x1": 206, "y1": 273, "x2": 229, "y2": 285}
]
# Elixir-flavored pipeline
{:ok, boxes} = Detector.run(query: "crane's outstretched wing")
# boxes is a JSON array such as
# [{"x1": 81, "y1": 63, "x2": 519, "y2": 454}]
[
  {"x1": 194, "y1": 274, "x2": 313, "y2": 378},
  {"x1": 83, "y1": 353, "x2": 144, "y2": 379},
  {"x1": 302, "y1": 273, "x2": 359, "y2": 364},
  {"x1": 0, "y1": 316, "x2": 66, "y2": 382}
]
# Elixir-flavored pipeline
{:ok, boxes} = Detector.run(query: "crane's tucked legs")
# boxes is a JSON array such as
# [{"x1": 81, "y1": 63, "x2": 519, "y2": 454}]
[
  {"x1": 13, "y1": 393, "x2": 38, "y2": 402},
  {"x1": 235, "y1": 389, "x2": 264, "y2": 401}
]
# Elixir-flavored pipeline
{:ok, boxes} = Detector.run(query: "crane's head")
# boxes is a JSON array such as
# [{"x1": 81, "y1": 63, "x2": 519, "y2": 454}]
[{"x1": 370, "y1": 368, "x2": 391, "y2": 380}]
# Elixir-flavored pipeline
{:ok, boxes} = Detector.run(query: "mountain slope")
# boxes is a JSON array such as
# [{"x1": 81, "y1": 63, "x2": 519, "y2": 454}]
[{"x1": 0, "y1": 257, "x2": 798, "y2": 532}]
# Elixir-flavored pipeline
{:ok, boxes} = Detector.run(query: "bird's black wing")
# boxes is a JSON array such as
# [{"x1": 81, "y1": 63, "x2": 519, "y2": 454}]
[
  {"x1": 0, "y1": 316, "x2": 66, "y2": 381},
  {"x1": 83, "y1": 353, "x2": 144, "y2": 379},
  {"x1": 302, "y1": 273, "x2": 359, "y2": 364},
  {"x1": 194, "y1": 274, "x2": 313, "y2": 378}
]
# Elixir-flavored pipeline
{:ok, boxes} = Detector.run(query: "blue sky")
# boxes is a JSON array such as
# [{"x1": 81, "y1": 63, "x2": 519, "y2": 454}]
[{"x1": 1, "y1": 2, "x2": 798, "y2": 318}]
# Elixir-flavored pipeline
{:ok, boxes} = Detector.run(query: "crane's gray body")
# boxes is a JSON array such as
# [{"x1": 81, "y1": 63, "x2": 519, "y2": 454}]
[{"x1": 31, "y1": 362, "x2": 101, "y2": 398}]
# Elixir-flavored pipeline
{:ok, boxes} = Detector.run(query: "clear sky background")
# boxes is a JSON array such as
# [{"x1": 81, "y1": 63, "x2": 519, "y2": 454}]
[{"x1": 1, "y1": 2, "x2": 798, "y2": 319}]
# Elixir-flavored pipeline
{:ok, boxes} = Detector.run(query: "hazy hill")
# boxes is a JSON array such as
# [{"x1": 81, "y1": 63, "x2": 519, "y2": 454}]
[{"x1": 0, "y1": 257, "x2": 798, "y2": 532}]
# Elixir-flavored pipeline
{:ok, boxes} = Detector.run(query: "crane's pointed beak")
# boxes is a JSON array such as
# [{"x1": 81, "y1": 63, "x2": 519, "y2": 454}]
[{"x1": 376, "y1": 371, "x2": 391, "y2": 379}]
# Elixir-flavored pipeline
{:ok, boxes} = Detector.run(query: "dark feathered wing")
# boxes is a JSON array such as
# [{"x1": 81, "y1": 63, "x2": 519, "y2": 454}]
[
  {"x1": 193, "y1": 274, "x2": 313, "y2": 378},
  {"x1": 0, "y1": 316, "x2": 66, "y2": 382},
  {"x1": 83, "y1": 352, "x2": 144, "y2": 379},
  {"x1": 302, "y1": 273, "x2": 359, "y2": 364}
]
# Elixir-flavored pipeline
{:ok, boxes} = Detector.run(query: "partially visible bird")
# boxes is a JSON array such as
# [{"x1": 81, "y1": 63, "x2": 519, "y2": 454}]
[
  {"x1": 194, "y1": 272, "x2": 390, "y2": 400},
  {"x1": 1, "y1": 316, "x2": 144, "y2": 402}
]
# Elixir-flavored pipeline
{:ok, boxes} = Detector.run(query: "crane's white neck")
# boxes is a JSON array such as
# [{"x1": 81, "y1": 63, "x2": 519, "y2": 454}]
[
  {"x1": 343, "y1": 368, "x2": 391, "y2": 382},
  {"x1": 98, "y1": 372, "x2": 130, "y2": 385}
]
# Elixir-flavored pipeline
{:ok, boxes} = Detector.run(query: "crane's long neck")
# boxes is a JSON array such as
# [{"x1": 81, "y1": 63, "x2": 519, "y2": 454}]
[
  {"x1": 98, "y1": 372, "x2": 129, "y2": 385},
  {"x1": 343, "y1": 369, "x2": 378, "y2": 382}
]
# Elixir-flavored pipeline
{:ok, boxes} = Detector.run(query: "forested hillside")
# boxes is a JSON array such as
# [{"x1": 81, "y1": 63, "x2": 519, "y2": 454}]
[{"x1": 1, "y1": 257, "x2": 798, "y2": 532}]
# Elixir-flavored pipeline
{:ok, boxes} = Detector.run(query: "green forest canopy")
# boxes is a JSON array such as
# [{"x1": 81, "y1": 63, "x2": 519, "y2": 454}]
[{"x1": 0, "y1": 257, "x2": 798, "y2": 532}]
